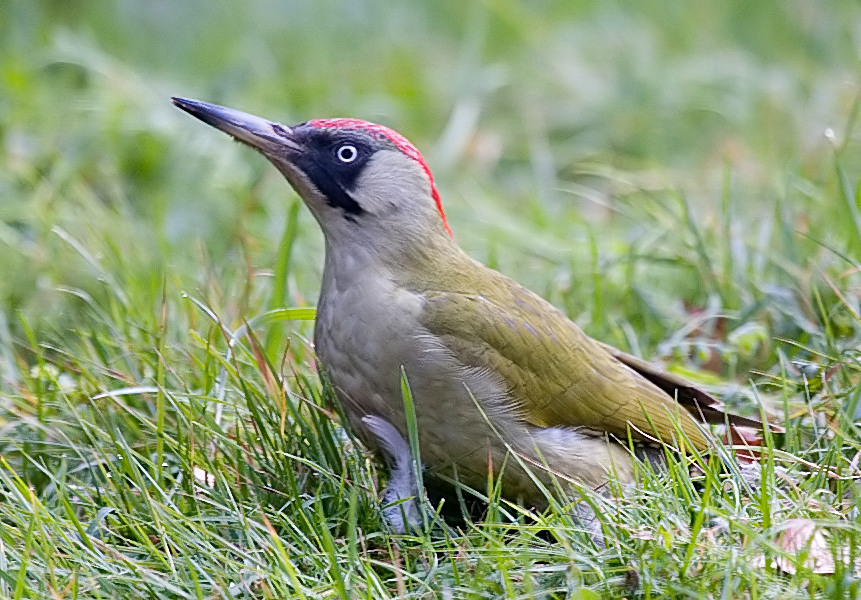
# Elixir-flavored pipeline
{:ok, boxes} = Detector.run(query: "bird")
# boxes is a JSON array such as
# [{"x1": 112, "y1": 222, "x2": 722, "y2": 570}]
[{"x1": 172, "y1": 97, "x2": 765, "y2": 530}]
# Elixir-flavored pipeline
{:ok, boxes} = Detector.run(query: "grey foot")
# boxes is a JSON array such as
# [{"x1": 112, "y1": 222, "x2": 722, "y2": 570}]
[
  {"x1": 574, "y1": 500, "x2": 606, "y2": 549},
  {"x1": 362, "y1": 415, "x2": 428, "y2": 533}
]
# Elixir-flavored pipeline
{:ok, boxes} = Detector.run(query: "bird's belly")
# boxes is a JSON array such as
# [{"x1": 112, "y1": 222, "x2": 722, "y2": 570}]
[
  {"x1": 314, "y1": 286, "x2": 633, "y2": 505},
  {"x1": 316, "y1": 291, "x2": 493, "y2": 467}
]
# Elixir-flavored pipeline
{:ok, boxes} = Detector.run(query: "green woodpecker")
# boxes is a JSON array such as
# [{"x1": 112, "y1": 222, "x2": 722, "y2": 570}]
[{"x1": 173, "y1": 97, "x2": 762, "y2": 527}]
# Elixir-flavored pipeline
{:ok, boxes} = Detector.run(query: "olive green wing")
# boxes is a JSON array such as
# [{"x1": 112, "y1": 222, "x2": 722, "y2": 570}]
[
  {"x1": 419, "y1": 282, "x2": 711, "y2": 451},
  {"x1": 596, "y1": 342, "x2": 768, "y2": 430}
]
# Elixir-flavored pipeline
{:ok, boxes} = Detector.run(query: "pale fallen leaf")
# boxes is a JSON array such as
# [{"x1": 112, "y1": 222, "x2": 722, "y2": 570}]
[
  {"x1": 752, "y1": 519, "x2": 852, "y2": 575},
  {"x1": 630, "y1": 526, "x2": 655, "y2": 541},
  {"x1": 773, "y1": 519, "x2": 834, "y2": 574},
  {"x1": 193, "y1": 466, "x2": 216, "y2": 488}
]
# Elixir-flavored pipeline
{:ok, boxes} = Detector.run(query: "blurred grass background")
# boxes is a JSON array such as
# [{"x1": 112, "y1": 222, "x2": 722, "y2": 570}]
[
  {"x1": 1, "y1": 1, "x2": 860, "y2": 598},
  {"x1": 3, "y1": 0, "x2": 858, "y2": 347}
]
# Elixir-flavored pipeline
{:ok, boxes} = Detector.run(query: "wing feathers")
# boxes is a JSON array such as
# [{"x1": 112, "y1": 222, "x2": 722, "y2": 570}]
[{"x1": 419, "y1": 282, "x2": 713, "y2": 450}]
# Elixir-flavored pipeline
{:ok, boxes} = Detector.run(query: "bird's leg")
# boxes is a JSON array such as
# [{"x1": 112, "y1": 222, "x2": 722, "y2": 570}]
[
  {"x1": 361, "y1": 415, "x2": 429, "y2": 533},
  {"x1": 573, "y1": 499, "x2": 606, "y2": 549}
]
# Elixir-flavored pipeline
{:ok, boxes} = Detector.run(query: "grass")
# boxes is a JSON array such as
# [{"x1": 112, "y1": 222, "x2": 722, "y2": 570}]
[{"x1": 1, "y1": 0, "x2": 860, "y2": 597}]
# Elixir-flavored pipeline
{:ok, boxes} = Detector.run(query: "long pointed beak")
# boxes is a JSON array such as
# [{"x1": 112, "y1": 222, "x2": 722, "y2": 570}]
[{"x1": 171, "y1": 97, "x2": 300, "y2": 154}]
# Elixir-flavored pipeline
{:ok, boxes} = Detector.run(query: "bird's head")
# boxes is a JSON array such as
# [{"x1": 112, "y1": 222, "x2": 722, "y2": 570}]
[{"x1": 172, "y1": 98, "x2": 452, "y2": 248}]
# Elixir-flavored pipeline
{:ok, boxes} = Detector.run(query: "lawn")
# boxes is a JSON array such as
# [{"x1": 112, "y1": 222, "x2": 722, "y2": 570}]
[{"x1": 1, "y1": 1, "x2": 860, "y2": 598}]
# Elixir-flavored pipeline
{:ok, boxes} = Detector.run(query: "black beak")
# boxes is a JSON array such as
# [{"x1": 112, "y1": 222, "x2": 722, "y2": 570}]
[{"x1": 171, "y1": 97, "x2": 300, "y2": 153}]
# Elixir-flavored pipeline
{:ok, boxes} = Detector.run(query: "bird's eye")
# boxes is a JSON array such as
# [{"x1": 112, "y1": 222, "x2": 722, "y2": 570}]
[{"x1": 336, "y1": 144, "x2": 358, "y2": 163}]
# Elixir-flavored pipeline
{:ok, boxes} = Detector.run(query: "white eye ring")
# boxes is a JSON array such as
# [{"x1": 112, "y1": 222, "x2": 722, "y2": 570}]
[{"x1": 337, "y1": 144, "x2": 358, "y2": 163}]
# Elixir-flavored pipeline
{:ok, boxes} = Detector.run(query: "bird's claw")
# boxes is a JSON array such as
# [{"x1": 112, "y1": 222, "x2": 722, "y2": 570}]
[{"x1": 362, "y1": 415, "x2": 430, "y2": 533}]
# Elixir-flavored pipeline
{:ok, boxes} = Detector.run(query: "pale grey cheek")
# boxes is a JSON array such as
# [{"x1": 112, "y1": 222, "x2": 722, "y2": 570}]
[{"x1": 352, "y1": 153, "x2": 432, "y2": 215}]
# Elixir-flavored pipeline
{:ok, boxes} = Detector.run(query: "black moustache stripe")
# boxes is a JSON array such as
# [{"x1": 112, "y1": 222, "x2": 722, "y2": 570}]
[{"x1": 298, "y1": 155, "x2": 364, "y2": 216}]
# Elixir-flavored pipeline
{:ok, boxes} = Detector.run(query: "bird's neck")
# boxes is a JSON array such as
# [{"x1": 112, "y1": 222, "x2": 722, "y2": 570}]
[{"x1": 320, "y1": 225, "x2": 472, "y2": 294}]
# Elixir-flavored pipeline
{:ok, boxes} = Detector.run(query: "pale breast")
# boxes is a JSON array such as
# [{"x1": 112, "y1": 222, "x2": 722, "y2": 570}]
[{"x1": 315, "y1": 269, "x2": 510, "y2": 474}]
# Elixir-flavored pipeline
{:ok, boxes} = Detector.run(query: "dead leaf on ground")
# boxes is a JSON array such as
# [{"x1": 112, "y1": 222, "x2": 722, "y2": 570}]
[{"x1": 751, "y1": 518, "x2": 858, "y2": 575}]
